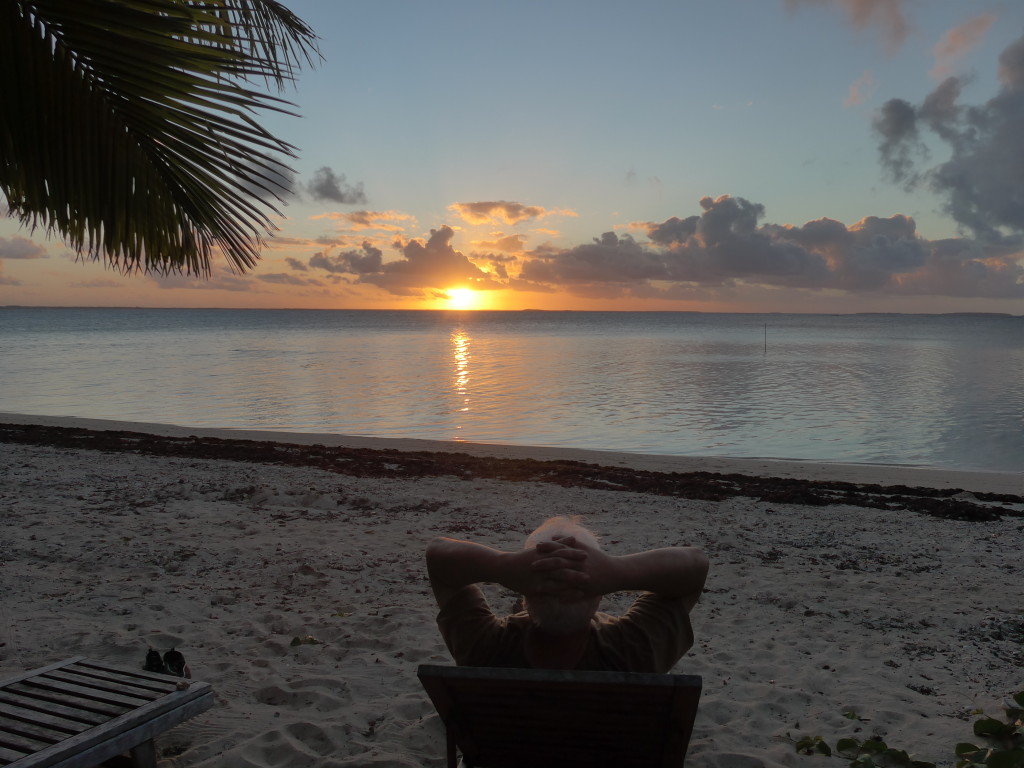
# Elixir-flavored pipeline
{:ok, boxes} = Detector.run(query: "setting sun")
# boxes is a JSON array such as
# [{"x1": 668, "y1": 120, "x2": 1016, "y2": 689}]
[{"x1": 445, "y1": 288, "x2": 479, "y2": 310}]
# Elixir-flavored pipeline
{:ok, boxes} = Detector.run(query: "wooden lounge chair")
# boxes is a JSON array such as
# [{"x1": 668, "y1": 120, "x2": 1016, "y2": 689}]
[
  {"x1": 417, "y1": 664, "x2": 702, "y2": 768},
  {"x1": 0, "y1": 656, "x2": 213, "y2": 768}
]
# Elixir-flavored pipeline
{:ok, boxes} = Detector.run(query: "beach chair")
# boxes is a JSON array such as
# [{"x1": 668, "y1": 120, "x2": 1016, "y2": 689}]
[
  {"x1": 417, "y1": 664, "x2": 702, "y2": 768},
  {"x1": 0, "y1": 656, "x2": 213, "y2": 768}
]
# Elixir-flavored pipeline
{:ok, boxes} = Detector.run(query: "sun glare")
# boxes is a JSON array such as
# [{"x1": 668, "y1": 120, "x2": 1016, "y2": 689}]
[{"x1": 446, "y1": 288, "x2": 479, "y2": 310}]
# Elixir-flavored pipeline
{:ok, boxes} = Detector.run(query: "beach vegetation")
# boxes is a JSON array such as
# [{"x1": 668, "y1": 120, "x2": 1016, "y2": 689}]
[
  {"x1": 791, "y1": 691, "x2": 1023, "y2": 768},
  {"x1": 1, "y1": 0, "x2": 319, "y2": 276}
]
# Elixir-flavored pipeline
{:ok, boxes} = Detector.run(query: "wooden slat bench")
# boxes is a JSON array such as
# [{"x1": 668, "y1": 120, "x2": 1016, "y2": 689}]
[{"x1": 0, "y1": 656, "x2": 213, "y2": 768}]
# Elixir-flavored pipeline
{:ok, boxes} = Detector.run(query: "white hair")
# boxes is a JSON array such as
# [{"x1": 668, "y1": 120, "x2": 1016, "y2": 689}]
[
  {"x1": 523, "y1": 517, "x2": 602, "y2": 636},
  {"x1": 524, "y1": 516, "x2": 600, "y2": 550}
]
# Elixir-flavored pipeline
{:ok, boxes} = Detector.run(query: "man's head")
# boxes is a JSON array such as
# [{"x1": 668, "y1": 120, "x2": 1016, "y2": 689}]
[{"x1": 522, "y1": 516, "x2": 602, "y2": 636}]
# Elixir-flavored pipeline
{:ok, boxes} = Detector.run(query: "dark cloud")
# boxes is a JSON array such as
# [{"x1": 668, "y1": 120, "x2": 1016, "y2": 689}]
[
  {"x1": 0, "y1": 236, "x2": 47, "y2": 259},
  {"x1": 237, "y1": 159, "x2": 296, "y2": 203},
  {"x1": 309, "y1": 242, "x2": 384, "y2": 274},
  {"x1": 520, "y1": 231, "x2": 667, "y2": 284},
  {"x1": 285, "y1": 257, "x2": 308, "y2": 271},
  {"x1": 873, "y1": 97, "x2": 923, "y2": 187},
  {"x1": 151, "y1": 272, "x2": 255, "y2": 292},
  {"x1": 305, "y1": 167, "x2": 367, "y2": 205},
  {"x1": 516, "y1": 195, "x2": 1024, "y2": 299},
  {"x1": 305, "y1": 228, "x2": 500, "y2": 296},
  {"x1": 257, "y1": 273, "x2": 325, "y2": 286},
  {"x1": 874, "y1": 33, "x2": 1024, "y2": 241}
]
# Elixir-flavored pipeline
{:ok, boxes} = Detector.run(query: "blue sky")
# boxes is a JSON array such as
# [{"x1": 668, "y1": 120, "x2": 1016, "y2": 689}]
[{"x1": 2, "y1": 0, "x2": 1024, "y2": 312}]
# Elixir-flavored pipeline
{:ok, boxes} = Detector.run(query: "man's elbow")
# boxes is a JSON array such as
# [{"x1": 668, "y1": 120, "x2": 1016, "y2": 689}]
[
  {"x1": 425, "y1": 537, "x2": 454, "y2": 569},
  {"x1": 693, "y1": 549, "x2": 710, "y2": 590}
]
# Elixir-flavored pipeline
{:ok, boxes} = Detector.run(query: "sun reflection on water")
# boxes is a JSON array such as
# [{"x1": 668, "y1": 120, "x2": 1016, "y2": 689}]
[{"x1": 451, "y1": 330, "x2": 471, "y2": 436}]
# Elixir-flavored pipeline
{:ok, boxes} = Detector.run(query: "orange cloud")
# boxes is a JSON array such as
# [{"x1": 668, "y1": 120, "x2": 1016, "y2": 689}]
[
  {"x1": 844, "y1": 70, "x2": 875, "y2": 106},
  {"x1": 310, "y1": 210, "x2": 414, "y2": 232},
  {"x1": 787, "y1": 0, "x2": 910, "y2": 54},
  {"x1": 449, "y1": 201, "x2": 577, "y2": 226},
  {"x1": 931, "y1": 13, "x2": 995, "y2": 79}
]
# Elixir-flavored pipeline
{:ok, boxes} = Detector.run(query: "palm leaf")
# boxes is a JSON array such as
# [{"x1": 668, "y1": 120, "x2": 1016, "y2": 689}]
[{"x1": 0, "y1": 0, "x2": 320, "y2": 275}]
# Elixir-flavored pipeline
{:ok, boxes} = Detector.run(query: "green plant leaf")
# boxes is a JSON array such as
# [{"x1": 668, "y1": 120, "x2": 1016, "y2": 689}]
[
  {"x1": 986, "y1": 750, "x2": 1024, "y2": 768},
  {"x1": 838, "y1": 738, "x2": 862, "y2": 755},
  {"x1": 860, "y1": 739, "x2": 888, "y2": 754},
  {"x1": 975, "y1": 717, "x2": 1012, "y2": 738},
  {"x1": 2, "y1": 0, "x2": 321, "y2": 276}
]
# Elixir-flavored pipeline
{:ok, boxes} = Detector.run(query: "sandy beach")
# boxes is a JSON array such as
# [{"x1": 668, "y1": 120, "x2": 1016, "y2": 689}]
[{"x1": 1, "y1": 414, "x2": 1021, "y2": 767}]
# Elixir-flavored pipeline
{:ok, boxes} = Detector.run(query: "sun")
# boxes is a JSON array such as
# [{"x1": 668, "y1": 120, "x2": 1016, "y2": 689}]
[{"x1": 445, "y1": 288, "x2": 480, "y2": 310}]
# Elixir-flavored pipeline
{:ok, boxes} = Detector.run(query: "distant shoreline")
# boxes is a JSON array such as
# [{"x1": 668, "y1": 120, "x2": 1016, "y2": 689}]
[{"x1": 1, "y1": 306, "x2": 1019, "y2": 317}]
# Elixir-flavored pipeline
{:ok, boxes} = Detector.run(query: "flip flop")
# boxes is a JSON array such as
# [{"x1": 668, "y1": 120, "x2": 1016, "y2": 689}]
[
  {"x1": 163, "y1": 648, "x2": 190, "y2": 678},
  {"x1": 143, "y1": 648, "x2": 168, "y2": 674}
]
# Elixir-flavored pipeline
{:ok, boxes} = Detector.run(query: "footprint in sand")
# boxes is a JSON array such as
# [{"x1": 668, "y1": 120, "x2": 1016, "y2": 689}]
[{"x1": 253, "y1": 680, "x2": 351, "y2": 712}]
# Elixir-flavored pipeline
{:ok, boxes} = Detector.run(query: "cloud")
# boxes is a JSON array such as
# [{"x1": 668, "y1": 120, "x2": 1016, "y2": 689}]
[
  {"x1": 150, "y1": 272, "x2": 256, "y2": 292},
  {"x1": 310, "y1": 242, "x2": 384, "y2": 275},
  {"x1": 304, "y1": 167, "x2": 367, "y2": 205},
  {"x1": 931, "y1": 13, "x2": 995, "y2": 79},
  {"x1": 69, "y1": 279, "x2": 123, "y2": 288},
  {"x1": 449, "y1": 201, "x2": 576, "y2": 226},
  {"x1": 844, "y1": 70, "x2": 875, "y2": 107},
  {"x1": 471, "y1": 234, "x2": 526, "y2": 253},
  {"x1": 513, "y1": 195, "x2": 1024, "y2": 300},
  {"x1": 284, "y1": 257, "x2": 308, "y2": 271},
  {"x1": 257, "y1": 273, "x2": 324, "y2": 286},
  {"x1": 874, "y1": 32, "x2": 1024, "y2": 241},
  {"x1": 311, "y1": 210, "x2": 413, "y2": 232},
  {"x1": 786, "y1": 0, "x2": 910, "y2": 53},
  {"x1": 0, "y1": 236, "x2": 47, "y2": 259},
  {"x1": 0, "y1": 265, "x2": 20, "y2": 285},
  {"x1": 306, "y1": 226, "x2": 501, "y2": 296},
  {"x1": 237, "y1": 159, "x2": 296, "y2": 203}
]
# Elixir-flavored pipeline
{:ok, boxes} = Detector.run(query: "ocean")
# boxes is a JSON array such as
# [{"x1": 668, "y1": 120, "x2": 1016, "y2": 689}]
[{"x1": 1, "y1": 307, "x2": 1022, "y2": 472}]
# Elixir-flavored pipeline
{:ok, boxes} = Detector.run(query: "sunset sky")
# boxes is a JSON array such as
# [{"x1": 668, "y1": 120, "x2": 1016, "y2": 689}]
[{"x1": 2, "y1": 0, "x2": 1024, "y2": 313}]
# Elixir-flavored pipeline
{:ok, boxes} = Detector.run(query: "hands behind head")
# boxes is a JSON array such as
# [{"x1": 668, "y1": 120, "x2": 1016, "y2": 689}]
[{"x1": 527, "y1": 535, "x2": 592, "y2": 599}]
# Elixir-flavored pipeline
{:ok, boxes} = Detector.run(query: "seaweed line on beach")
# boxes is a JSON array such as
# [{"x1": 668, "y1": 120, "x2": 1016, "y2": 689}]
[{"x1": 2, "y1": 423, "x2": 1020, "y2": 521}]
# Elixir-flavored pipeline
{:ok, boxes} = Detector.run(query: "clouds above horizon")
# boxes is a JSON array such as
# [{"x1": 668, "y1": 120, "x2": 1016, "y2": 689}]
[
  {"x1": 307, "y1": 226, "x2": 501, "y2": 296},
  {"x1": 293, "y1": 193, "x2": 1023, "y2": 301},
  {"x1": 513, "y1": 195, "x2": 1023, "y2": 300}
]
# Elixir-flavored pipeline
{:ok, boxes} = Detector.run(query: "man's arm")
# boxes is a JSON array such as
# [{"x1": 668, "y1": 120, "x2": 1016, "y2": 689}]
[
  {"x1": 535, "y1": 539, "x2": 709, "y2": 611},
  {"x1": 425, "y1": 537, "x2": 586, "y2": 610}
]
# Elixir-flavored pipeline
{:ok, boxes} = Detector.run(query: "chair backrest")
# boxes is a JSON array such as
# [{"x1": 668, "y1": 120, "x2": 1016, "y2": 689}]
[{"x1": 417, "y1": 664, "x2": 702, "y2": 768}]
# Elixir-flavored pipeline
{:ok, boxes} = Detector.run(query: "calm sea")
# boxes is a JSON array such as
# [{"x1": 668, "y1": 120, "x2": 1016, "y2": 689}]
[{"x1": 1, "y1": 308, "x2": 1022, "y2": 472}]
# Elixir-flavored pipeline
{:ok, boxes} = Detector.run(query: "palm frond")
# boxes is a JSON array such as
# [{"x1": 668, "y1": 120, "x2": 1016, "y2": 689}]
[{"x1": 0, "y1": 0, "x2": 320, "y2": 275}]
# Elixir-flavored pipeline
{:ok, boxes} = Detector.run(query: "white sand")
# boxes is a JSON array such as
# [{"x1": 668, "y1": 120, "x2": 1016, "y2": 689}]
[{"x1": 1, "y1": 414, "x2": 1021, "y2": 767}]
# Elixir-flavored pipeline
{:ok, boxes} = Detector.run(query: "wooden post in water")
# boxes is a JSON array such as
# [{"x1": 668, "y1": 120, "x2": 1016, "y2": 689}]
[{"x1": 764, "y1": 324, "x2": 767, "y2": 354}]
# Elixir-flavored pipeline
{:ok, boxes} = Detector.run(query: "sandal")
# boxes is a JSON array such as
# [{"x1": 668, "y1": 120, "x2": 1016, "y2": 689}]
[
  {"x1": 143, "y1": 648, "x2": 168, "y2": 674},
  {"x1": 163, "y1": 648, "x2": 190, "y2": 678}
]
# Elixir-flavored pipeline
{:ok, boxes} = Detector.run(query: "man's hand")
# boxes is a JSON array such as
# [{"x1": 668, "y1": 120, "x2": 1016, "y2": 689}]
[
  {"x1": 426, "y1": 536, "x2": 588, "y2": 609},
  {"x1": 536, "y1": 536, "x2": 709, "y2": 609},
  {"x1": 529, "y1": 537, "x2": 589, "y2": 598}
]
